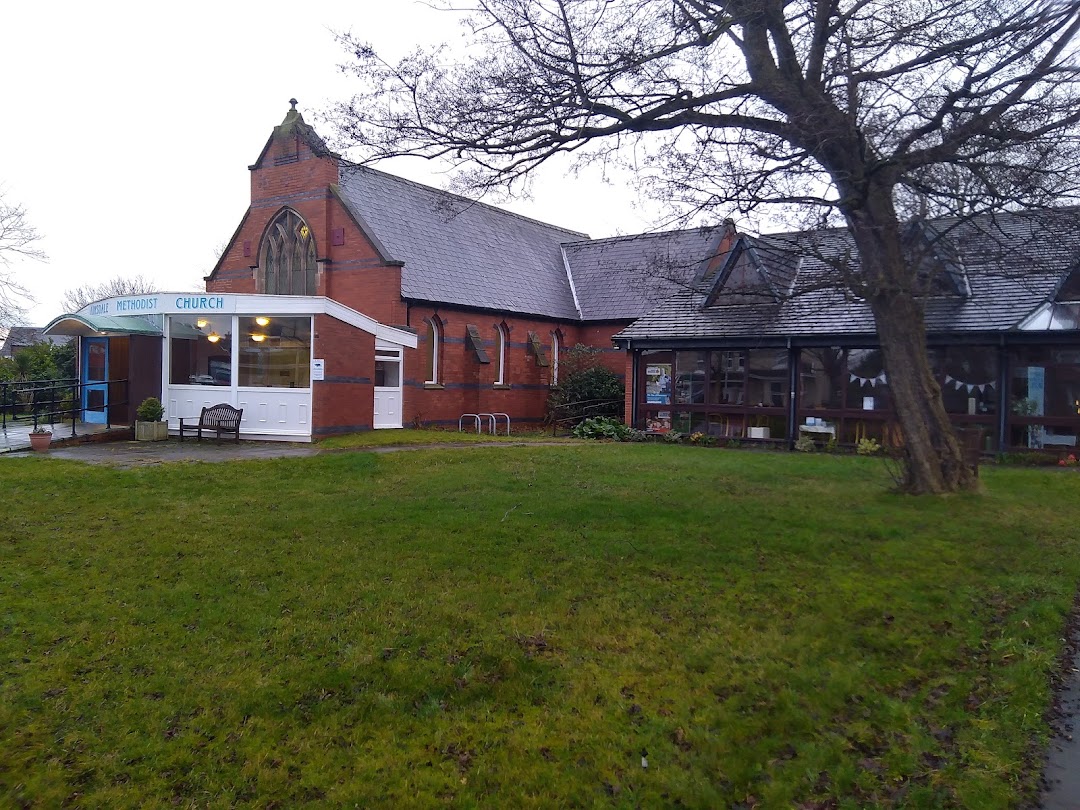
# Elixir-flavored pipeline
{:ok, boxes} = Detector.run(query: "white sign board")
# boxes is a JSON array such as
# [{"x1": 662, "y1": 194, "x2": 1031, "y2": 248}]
[{"x1": 312, "y1": 359, "x2": 325, "y2": 381}]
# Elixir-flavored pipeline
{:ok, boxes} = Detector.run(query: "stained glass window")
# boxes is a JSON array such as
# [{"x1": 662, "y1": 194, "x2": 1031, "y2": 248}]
[{"x1": 260, "y1": 209, "x2": 317, "y2": 295}]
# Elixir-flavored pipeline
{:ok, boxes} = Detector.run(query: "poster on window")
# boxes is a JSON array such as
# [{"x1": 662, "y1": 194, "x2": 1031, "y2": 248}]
[
  {"x1": 646, "y1": 364, "x2": 672, "y2": 405},
  {"x1": 646, "y1": 412, "x2": 672, "y2": 432}
]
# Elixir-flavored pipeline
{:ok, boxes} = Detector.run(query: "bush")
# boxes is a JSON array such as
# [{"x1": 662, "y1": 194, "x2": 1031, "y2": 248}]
[
  {"x1": 996, "y1": 452, "x2": 1061, "y2": 467},
  {"x1": 547, "y1": 345, "x2": 624, "y2": 429},
  {"x1": 571, "y1": 416, "x2": 637, "y2": 441},
  {"x1": 136, "y1": 397, "x2": 165, "y2": 422},
  {"x1": 794, "y1": 435, "x2": 816, "y2": 452},
  {"x1": 856, "y1": 437, "x2": 881, "y2": 456}
]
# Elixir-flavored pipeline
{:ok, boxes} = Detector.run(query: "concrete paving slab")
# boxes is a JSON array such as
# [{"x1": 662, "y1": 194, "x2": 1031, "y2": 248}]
[
  {"x1": 2, "y1": 438, "x2": 321, "y2": 468},
  {"x1": 1041, "y1": 619, "x2": 1080, "y2": 809}
]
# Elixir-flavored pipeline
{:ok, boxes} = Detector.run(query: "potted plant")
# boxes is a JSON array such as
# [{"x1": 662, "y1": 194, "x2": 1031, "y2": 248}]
[
  {"x1": 29, "y1": 426, "x2": 53, "y2": 452},
  {"x1": 135, "y1": 397, "x2": 168, "y2": 441}
]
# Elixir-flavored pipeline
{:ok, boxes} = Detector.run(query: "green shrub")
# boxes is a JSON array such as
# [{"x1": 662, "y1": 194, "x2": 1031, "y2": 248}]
[
  {"x1": 794, "y1": 435, "x2": 816, "y2": 453},
  {"x1": 547, "y1": 345, "x2": 624, "y2": 428},
  {"x1": 136, "y1": 397, "x2": 165, "y2": 422},
  {"x1": 856, "y1": 437, "x2": 881, "y2": 456},
  {"x1": 572, "y1": 416, "x2": 631, "y2": 441},
  {"x1": 996, "y1": 451, "x2": 1061, "y2": 467}
]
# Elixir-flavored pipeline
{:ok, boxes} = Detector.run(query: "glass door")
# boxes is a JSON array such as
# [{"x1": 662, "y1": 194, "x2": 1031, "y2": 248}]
[{"x1": 82, "y1": 337, "x2": 109, "y2": 424}]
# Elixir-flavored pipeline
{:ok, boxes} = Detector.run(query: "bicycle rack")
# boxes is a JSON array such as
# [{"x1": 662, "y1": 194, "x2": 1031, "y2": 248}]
[{"x1": 458, "y1": 413, "x2": 483, "y2": 433}]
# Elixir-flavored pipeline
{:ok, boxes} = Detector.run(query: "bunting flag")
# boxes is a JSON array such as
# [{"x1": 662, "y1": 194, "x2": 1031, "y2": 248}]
[
  {"x1": 850, "y1": 372, "x2": 887, "y2": 387},
  {"x1": 944, "y1": 375, "x2": 996, "y2": 393}
]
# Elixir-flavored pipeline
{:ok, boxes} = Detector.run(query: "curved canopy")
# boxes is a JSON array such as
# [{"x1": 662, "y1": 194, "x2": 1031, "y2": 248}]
[{"x1": 42, "y1": 314, "x2": 163, "y2": 337}]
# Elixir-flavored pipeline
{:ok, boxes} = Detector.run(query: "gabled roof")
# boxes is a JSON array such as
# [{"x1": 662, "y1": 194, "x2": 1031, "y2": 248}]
[
  {"x1": 336, "y1": 165, "x2": 587, "y2": 320},
  {"x1": 0, "y1": 327, "x2": 73, "y2": 357},
  {"x1": 561, "y1": 226, "x2": 731, "y2": 320},
  {"x1": 249, "y1": 101, "x2": 335, "y2": 170},
  {"x1": 615, "y1": 208, "x2": 1080, "y2": 343}
]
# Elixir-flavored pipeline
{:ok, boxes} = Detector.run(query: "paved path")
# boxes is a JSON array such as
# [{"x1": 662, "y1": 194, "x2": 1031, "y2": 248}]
[{"x1": 1041, "y1": 620, "x2": 1080, "y2": 809}]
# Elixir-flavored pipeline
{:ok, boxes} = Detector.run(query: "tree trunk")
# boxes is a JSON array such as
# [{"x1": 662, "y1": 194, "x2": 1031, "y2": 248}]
[
  {"x1": 845, "y1": 189, "x2": 976, "y2": 494},
  {"x1": 870, "y1": 293, "x2": 976, "y2": 493}
]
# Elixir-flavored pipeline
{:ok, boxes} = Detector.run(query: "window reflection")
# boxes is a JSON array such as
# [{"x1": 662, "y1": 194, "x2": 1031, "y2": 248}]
[
  {"x1": 169, "y1": 315, "x2": 232, "y2": 385},
  {"x1": 238, "y1": 317, "x2": 311, "y2": 388}
]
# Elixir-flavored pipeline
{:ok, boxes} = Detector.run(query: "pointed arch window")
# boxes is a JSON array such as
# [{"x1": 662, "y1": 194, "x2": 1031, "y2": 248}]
[
  {"x1": 426, "y1": 319, "x2": 441, "y2": 384},
  {"x1": 551, "y1": 331, "x2": 561, "y2": 385},
  {"x1": 260, "y1": 209, "x2": 317, "y2": 295},
  {"x1": 494, "y1": 323, "x2": 508, "y2": 386}
]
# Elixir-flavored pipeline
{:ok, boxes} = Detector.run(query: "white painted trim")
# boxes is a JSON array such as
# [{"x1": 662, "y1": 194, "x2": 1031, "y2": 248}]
[
  {"x1": 560, "y1": 246, "x2": 583, "y2": 319},
  {"x1": 72, "y1": 292, "x2": 418, "y2": 349}
]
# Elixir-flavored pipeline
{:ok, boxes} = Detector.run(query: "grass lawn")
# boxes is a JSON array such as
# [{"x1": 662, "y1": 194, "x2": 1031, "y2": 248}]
[
  {"x1": 1, "y1": 446, "x2": 1078, "y2": 807},
  {"x1": 317, "y1": 427, "x2": 574, "y2": 449}
]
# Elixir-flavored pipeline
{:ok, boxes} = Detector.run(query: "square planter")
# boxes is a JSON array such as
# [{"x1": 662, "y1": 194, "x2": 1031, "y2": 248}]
[
  {"x1": 748, "y1": 426, "x2": 771, "y2": 440},
  {"x1": 135, "y1": 421, "x2": 169, "y2": 441}
]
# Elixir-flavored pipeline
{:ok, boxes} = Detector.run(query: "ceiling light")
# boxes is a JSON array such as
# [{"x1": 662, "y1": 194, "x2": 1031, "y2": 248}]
[
  {"x1": 196, "y1": 319, "x2": 208, "y2": 329},
  {"x1": 251, "y1": 334, "x2": 266, "y2": 343},
  {"x1": 207, "y1": 333, "x2": 221, "y2": 343},
  {"x1": 255, "y1": 316, "x2": 270, "y2": 326}
]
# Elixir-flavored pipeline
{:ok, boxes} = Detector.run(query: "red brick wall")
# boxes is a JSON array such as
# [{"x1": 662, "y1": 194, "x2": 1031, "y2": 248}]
[
  {"x1": 203, "y1": 119, "x2": 640, "y2": 433},
  {"x1": 311, "y1": 314, "x2": 375, "y2": 435},
  {"x1": 207, "y1": 134, "x2": 407, "y2": 329},
  {"x1": 399, "y1": 307, "x2": 633, "y2": 428}
]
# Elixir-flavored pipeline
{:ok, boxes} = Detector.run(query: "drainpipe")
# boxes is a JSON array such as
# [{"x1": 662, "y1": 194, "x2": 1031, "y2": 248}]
[
  {"x1": 787, "y1": 339, "x2": 798, "y2": 450},
  {"x1": 997, "y1": 337, "x2": 1009, "y2": 452}
]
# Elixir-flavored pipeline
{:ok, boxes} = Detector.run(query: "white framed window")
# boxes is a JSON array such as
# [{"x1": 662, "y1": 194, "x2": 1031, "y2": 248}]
[
  {"x1": 426, "y1": 319, "x2": 440, "y2": 384},
  {"x1": 494, "y1": 323, "x2": 507, "y2": 385},
  {"x1": 551, "y1": 331, "x2": 560, "y2": 385}
]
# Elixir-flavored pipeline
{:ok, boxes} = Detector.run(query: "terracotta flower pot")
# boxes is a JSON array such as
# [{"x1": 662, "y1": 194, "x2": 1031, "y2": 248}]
[{"x1": 29, "y1": 432, "x2": 52, "y2": 452}]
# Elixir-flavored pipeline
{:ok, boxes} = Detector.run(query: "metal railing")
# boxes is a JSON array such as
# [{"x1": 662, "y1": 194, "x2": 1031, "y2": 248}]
[{"x1": 0, "y1": 378, "x2": 129, "y2": 435}]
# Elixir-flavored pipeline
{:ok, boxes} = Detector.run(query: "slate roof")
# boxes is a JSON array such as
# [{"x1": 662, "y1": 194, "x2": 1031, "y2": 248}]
[
  {"x1": 561, "y1": 226, "x2": 729, "y2": 320},
  {"x1": 0, "y1": 327, "x2": 72, "y2": 358},
  {"x1": 614, "y1": 208, "x2": 1080, "y2": 343},
  {"x1": 337, "y1": 166, "x2": 587, "y2": 320}
]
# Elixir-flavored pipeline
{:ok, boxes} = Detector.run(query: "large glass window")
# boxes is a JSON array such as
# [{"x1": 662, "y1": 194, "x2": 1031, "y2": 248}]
[
  {"x1": 746, "y1": 350, "x2": 788, "y2": 407},
  {"x1": 238, "y1": 317, "x2": 311, "y2": 388},
  {"x1": 930, "y1": 346, "x2": 998, "y2": 415},
  {"x1": 674, "y1": 351, "x2": 707, "y2": 404},
  {"x1": 169, "y1": 314, "x2": 233, "y2": 385},
  {"x1": 846, "y1": 348, "x2": 889, "y2": 412},
  {"x1": 708, "y1": 351, "x2": 745, "y2": 405}
]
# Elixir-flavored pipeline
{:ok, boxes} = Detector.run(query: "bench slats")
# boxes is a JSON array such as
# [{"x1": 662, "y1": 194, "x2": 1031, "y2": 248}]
[{"x1": 178, "y1": 403, "x2": 244, "y2": 443}]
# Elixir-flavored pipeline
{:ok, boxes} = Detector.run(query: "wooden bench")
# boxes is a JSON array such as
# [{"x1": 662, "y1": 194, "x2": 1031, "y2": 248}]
[{"x1": 178, "y1": 403, "x2": 243, "y2": 443}]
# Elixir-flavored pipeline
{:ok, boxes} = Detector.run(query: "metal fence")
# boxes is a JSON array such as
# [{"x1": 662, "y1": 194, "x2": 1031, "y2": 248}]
[{"x1": 0, "y1": 378, "x2": 129, "y2": 436}]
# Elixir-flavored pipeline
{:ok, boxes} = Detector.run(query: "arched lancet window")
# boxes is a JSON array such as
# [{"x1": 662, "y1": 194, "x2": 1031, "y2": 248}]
[
  {"x1": 551, "y1": 331, "x2": 561, "y2": 385},
  {"x1": 260, "y1": 209, "x2": 317, "y2": 295},
  {"x1": 426, "y1": 319, "x2": 440, "y2": 384},
  {"x1": 494, "y1": 324, "x2": 508, "y2": 385}
]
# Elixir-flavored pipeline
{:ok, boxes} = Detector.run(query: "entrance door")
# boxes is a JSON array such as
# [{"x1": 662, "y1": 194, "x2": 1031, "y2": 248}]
[
  {"x1": 82, "y1": 337, "x2": 109, "y2": 424},
  {"x1": 373, "y1": 348, "x2": 403, "y2": 429}
]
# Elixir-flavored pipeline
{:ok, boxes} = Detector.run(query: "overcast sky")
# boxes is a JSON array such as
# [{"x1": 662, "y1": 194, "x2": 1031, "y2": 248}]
[{"x1": 1, "y1": 1, "x2": 664, "y2": 325}]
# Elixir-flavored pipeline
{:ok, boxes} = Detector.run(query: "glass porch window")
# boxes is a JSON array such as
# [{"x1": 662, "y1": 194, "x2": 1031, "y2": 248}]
[
  {"x1": 169, "y1": 314, "x2": 233, "y2": 385},
  {"x1": 238, "y1": 317, "x2": 311, "y2": 388}
]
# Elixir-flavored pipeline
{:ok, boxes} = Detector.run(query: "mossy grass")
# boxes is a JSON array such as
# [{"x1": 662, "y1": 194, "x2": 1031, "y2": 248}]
[{"x1": 2, "y1": 447, "x2": 1078, "y2": 806}]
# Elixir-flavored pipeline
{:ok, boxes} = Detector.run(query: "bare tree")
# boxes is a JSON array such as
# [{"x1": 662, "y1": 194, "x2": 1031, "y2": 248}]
[
  {"x1": 329, "y1": 0, "x2": 1080, "y2": 493},
  {"x1": 60, "y1": 274, "x2": 159, "y2": 313},
  {"x1": 0, "y1": 192, "x2": 46, "y2": 328}
]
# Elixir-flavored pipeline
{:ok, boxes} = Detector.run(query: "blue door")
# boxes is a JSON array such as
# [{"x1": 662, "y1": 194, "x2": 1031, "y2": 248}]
[{"x1": 82, "y1": 337, "x2": 108, "y2": 424}]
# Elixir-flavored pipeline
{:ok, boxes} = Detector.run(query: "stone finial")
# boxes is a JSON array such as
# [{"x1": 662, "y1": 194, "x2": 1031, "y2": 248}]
[{"x1": 289, "y1": 98, "x2": 298, "y2": 111}]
